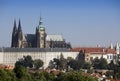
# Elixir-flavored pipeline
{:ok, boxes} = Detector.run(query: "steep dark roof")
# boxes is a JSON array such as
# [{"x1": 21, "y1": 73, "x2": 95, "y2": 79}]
[
  {"x1": 0, "y1": 48, "x2": 2, "y2": 52},
  {"x1": 25, "y1": 34, "x2": 36, "y2": 43},
  {"x1": 0, "y1": 48, "x2": 70, "y2": 52}
]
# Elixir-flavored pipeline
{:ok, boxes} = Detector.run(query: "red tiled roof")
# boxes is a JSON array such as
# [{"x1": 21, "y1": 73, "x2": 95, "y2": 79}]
[
  {"x1": 105, "y1": 49, "x2": 116, "y2": 54},
  {"x1": 71, "y1": 47, "x2": 104, "y2": 53},
  {"x1": 71, "y1": 47, "x2": 116, "y2": 54}
]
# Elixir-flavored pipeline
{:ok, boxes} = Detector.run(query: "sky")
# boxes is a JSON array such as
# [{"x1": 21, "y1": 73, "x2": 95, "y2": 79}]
[{"x1": 0, "y1": 0, "x2": 120, "y2": 47}]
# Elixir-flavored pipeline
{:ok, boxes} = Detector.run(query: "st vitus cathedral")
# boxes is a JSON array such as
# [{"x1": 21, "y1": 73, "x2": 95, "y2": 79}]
[{"x1": 11, "y1": 17, "x2": 71, "y2": 48}]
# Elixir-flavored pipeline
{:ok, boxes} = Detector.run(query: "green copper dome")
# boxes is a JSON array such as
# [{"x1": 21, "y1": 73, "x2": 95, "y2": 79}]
[
  {"x1": 37, "y1": 17, "x2": 45, "y2": 31},
  {"x1": 39, "y1": 27, "x2": 45, "y2": 31}
]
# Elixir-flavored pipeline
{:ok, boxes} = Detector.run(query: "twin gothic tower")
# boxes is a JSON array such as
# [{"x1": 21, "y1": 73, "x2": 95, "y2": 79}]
[
  {"x1": 11, "y1": 17, "x2": 46, "y2": 48},
  {"x1": 11, "y1": 17, "x2": 71, "y2": 48}
]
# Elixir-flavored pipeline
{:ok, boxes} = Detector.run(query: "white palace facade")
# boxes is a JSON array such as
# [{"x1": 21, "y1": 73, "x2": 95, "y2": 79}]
[{"x1": 0, "y1": 48, "x2": 79, "y2": 68}]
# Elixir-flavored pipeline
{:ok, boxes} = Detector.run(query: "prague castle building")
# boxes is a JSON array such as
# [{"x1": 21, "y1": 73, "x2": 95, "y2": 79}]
[
  {"x1": 11, "y1": 17, "x2": 71, "y2": 48},
  {"x1": 0, "y1": 17, "x2": 119, "y2": 69},
  {"x1": 0, "y1": 17, "x2": 78, "y2": 68}
]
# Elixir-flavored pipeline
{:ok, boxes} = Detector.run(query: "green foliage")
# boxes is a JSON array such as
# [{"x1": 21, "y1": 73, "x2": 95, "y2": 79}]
[
  {"x1": 106, "y1": 71, "x2": 114, "y2": 78},
  {"x1": 115, "y1": 72, "x2": 120, "y2": 79},
  {"x1": 76, "y1": 50, "x2": 85, "y2": 62},
  {"x1": 0, "y1": 68, "x2": 98, "y2": 81},
  {"x1": 15, "y1": 55, "x2": 44, "y2": 70},
  {"x1": 6, "y1": 70, "x2": 17, "y2": 81},
  {"x1": 59, "y1": 54, "x2": 67, "y2": 70},
  {"x1": 14, "y1": 65, "x2": 31, "y2": 81},
  {"x1": 108, "y1": 60, "x2": 116, "y2": 70},
  {"x1": 15, "y1": 55, "x2": 33, "y2": 68},
  {"x1": 82, "y1": 62, "x2": 91, "y2": 69},
  {"x1": 33, "y1": 59, "x2": 44, "y2": 69},
  {"x1": 68, "y1": 59, "x2": 91, "y2": 70},
  {"x1": 31, "y1": 71, "x2": 55, "y2": 81},
  {"x1": 49, "y1": 60, "x2": 55, "y2": 69},
  {"x1": 49, "y1": 54, "x2": 67, "y2": 70},
  {"x1": 53, "y1": 58, "x2": 60, "y2": 69},
  {"x1": 55, "y1": 71, "x2": 98, "y2": 81},
  {"x1": 0, "y1": 69, "x2": 8, "y2": 81},
  {"x1": 92, "y1": 57, "x2": 108, "y2": 69},
  {"x1": 68, "y1": 59, "x2": 79, "y2": 70},
  {"x1": 50, "y1": 54, "x2": 92, "y2": 71},
  {"x1": 0, "y1": 69, "x2": 17, "y2": 81}
]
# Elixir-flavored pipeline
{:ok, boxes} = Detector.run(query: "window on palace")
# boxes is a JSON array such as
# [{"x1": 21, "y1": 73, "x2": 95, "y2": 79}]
[
  {"x1": 110, "y1": 55, "x2": 112, "y2": 59},
  {"x1": 107, "y1": 55, "x2": 109, "y2": 59}
]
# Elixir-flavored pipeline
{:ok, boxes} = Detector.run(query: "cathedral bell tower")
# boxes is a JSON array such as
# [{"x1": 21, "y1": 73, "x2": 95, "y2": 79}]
[{"x1": 36, "y1": 17, "x2": 46, "y2": 48}]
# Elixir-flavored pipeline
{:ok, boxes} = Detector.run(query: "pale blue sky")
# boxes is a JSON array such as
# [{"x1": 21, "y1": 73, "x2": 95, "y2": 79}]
[{"x1": 0, "y1": 0, "x2": 120, "y2": 47}]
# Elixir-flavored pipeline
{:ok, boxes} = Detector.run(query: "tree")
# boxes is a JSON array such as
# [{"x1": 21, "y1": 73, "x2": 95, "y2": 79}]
[
  {"x1": 55, "y1": 71, "x2": 98, "y2": 81},
  {"x1": 76, "y1": 50, "x2": 85, "y2": 61},
  {"x1": 92, "y1": 57, "x2": 100, "y2": 69},
  {"x1": 33, "y1": 59, "x2": 44, "y2": 69},
  {"x1": 59, "y1": 54, "x2": 67, "y2": 70},
  {"x1": 82, "y1": 62, "x2": 91, "y2": 69},
  {"x1": 31, "y1": 71, "x2": 55, "y2": 81},
  {"x1": 53, "y1": 58, "x2": 60, "y2": 69},
  {"x1": 15, "y1": 55, "x2": 33, "y2": 68},
  {"x1": 48, "y1": 60, "x2": 55, "y2": 69},
  {"x1": 99, "y1": 57, "x2": 108, "y2": 69},
  {"x1": 14, "y1": 65, "x2": 31, "y2": 81},
  {"x1": 67, "y1": 56, "x2": 91, "y2": 70},
  {"x1": 68, "y1": 59, "x2": 79, "y2": 70},
  {"x1": 114, "y1": 60, "x2": 120, "y2": 79},
  {"x1": 92, "y1": 57, "x2": 108, "y2": 69},
  {"x1": 108, "y1": 60, "x2": 116, "y2": 70},
  {"x1": 0, "y1": 69, "x2": 8, "y2": 81},
  {"x1": 49, "y1": 54, "x2": 68, "y2": 70},
  {"x1": 7, "y1": 70, "x2": 17, "y2": 81},
  {"x1": 23, "y1": 55, "x2": 33, "y2": 68}
]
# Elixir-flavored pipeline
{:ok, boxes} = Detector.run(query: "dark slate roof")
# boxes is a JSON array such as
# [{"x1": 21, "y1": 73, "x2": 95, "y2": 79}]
[
  {"x1": 25, "y1": 34, "x2": 36, "y2": 43},
  {"x1": 0, "y1": 48, "x2": 2, "y2": 52},
  {"x1": 0, "y1": 48, "x2": 70, "y2": 52}
]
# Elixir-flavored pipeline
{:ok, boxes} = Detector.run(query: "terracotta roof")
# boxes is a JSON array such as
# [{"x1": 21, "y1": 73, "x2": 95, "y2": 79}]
[
  {"x1": 0, "y1": 64, "x2": 14, "y2": 70},
  {"x1": 105, "y1": 49, "x2": 116, "y2": 54},
  {"x1": 71, "y1": 47, "x2": 104, "y2": 53},
  {"x1": 71, "y1": 47, "x2": 116, "y2": 54}
]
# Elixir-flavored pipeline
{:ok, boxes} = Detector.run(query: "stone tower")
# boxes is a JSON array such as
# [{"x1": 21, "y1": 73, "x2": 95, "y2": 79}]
[
  {"x1": 11, "y1": 20, "x2": 18, "y2": 47},
  {"x1": 36, "y1": 17, "x2": 46, "y2": 48}
]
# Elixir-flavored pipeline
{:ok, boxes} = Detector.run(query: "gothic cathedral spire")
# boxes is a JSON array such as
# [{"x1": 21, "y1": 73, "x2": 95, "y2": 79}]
[
  {"x1": 12, "y1": 19, "x2": 17, "y2": 35},
  {"x1": 17, "y1": 19, "x2": 23, "y2": 47},
  {"x1": 11, "y1": 19, "x2": 18, "y2": 47},
  {"x1": 18, "y1": 19, "x2": 22, "y2": 32}
]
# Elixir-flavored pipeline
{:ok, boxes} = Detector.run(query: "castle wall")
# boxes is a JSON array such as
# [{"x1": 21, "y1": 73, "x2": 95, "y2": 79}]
[
  {"x1": 1, "y1": 51, "x2": 79, "y2": 68},
  {"x1": 0, "y1": 52, "x2": 3, "y2": 64}
]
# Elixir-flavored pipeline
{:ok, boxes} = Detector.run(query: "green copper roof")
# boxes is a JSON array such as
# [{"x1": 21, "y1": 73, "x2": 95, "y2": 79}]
[{"x1": 37, "y1": 17, "x2": 45, "y2": 30}]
